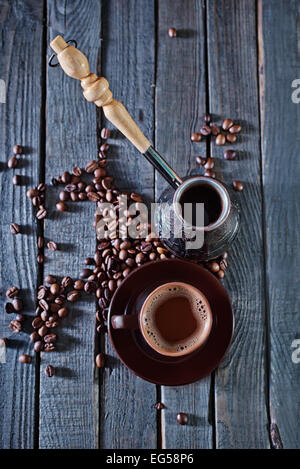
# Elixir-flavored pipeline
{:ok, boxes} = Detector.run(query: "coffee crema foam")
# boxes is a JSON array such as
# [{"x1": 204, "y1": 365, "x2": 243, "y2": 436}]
[{"x1": 141, "y1": 283, "x2": 211, "y2": 355}]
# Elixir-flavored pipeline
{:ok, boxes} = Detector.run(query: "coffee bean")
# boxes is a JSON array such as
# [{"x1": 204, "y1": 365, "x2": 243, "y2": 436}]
[
  {"x1": 44, "y1": 343, "x2": 56, "y2": 352},
  {"x1": 8, "y1": 156, "x2": 18, "y2": 169},
  {"x1": 59, "y1": 190, "x2": 69, "y2": 201},
  {"x1": 204, "y1": 113, "x2": 211, "y2": 124},
  {"x1": 56, "y1": 202, "x2": 68, "y2": 212},
  {"x1": 95, "y1": 353, "x2": 105, "y2": 368},
  {"x1": 19, "y1": 354, "x2": 31, "y2": 364},
  {"x1": 5, "y1": 302, "x2": 14, "y2": 314},
  {"x1": 38, "y1": 326, "x2": 48, "y2": 337},
  {"x1": 9, "y1": 319, "x2": 22, "y2": 333},
  {"x1": 208, "y1": 261, "x2": 220, "y2": 273},
  {"x1": 224, "y1": 149, "x2": 237, "y2": 160},
  {"x1": 39, "y1": 299, "x2": 49, "y2": 311},
  {"x1": 217, "y1": 269, "x2": 225, "y2": 279},
  {"x1": 40, "y1": 310, "x2": 49, "y2": 322},
  {"x1": 65, "y1": 184, "x2": 77, "y2": 193},
  {"x1": 58, "y1": 306, "x2": 69, "y2": 318},
  {"x1": 13, "y1": 144, "x2": 22, "y2": 155},
  {"x1": 196, "y1": 156, "x2": 207, "y2": 166},
  {"x1": 80, "y1": 268, "x2": 93, "y2": 279},
  {"x1": 61, "y1": 171, "x2": 71, "y2": 184},
  {"x1": 37, "y1": 236, "x2": 44, "y2": 249},
  {"x1": 37, "y1": 285, "x2": 48, "y2": 299},
  {"x1": 6, "y1": 286, "x2": 19, "y2": 298},
  {"x1": 30, "y1": 331, "x2": 40, "y2": 343},
  {"x1": 215, "y1": 134, "x2": 226, "y2": 146},
  {"x1": 204, "y1": 169, "x2": 216, "y2": 178},
  {"x1": 12, "y1": 298, "x2": 23, "y2": 312},
  {"x1": 45, "y1": 365, "x2": 55, "y2": 377},
  {"x1": 219, "y1": 258, "x2": 228, "y2": 271},
  {"x1": 204, "y1": 157, "x2": 214, "y2": 169},
  {"x1": 176, "y1": 412, "x2": 188, "y2": 425},
  {"x1": 12, "y1": 174, "x2": 22, "y2": 185},
  {"x1": 37, "y1": 254, "x2": 44, "y2": 264},
  {"x1": 34, "y1": 341, "x2": 44, "y2": 352},
  {"x1": 32, "y1": 317, "x2": 43, "y2": 329},
  {"x1": 87, "y1": 192, "x2": 100, "y2": 202},
  {"x1": 36, "y1": 207, "x2": 47, "y2": 219},
  {"x1": 50, "y1": 283, "x2": 60, "y2": 296},
  {"x1": 45, "y1": 274, "x2": 57, "y2": 284},
  {"x1": 168, "y1": 27, "x2": 177, "y2": 38},
  {"x1": 130, "y1": 192, "x2": 143, "y2": 203},
  {"x1": 47, "y1": 241, "x2": 57, "y2": 252},
  {"x1": 10, "y1": 223, "x2": 20, "y2": 234},
  {"x1": 233, "y1": 180, "x2": 243, "y2": 192},
  {"x1": 97, "y1": 324, "x2": 107, "y2": 334},
  {"x1": 74, "y1": 279, "x2": 84, "y2": 290},
  {"x1": 84, "y1": 281, "x2": 96, "y2": 294},
  {"x1": 200, "y1": 125, "x2": 211, "y2": 136},
  {"x1": 210, "y1": 124, "x2": 220, "y2": 136},
  {"x1": 51, "y1": 177, "x2": 59, "y2": 186},
  {"x1": 154, "y1": 402, "x2": 165, "y2": 410},
  {"x1": 101, "y1": 128, "x2": 111, "y2": 139},
  {"x1": 191, "y1": 132, "x2": 201, "y2": 142},
  {"x1": 44, "y1": 333, "x2": 57, "y2": 344},
  {"x1": 226, "y1": 133, "x2": 237, "y2": 143},
  {"x1": 94, "y1": 168, "x2": 107, "y2": 178},
  {"x1": 229, "y1": 124, "x2": 241, "y2": 134},
  {"x1": 100, "y1": 143, "x2": 109, "y2": 152},
  {"x1": 222, "y1": 118, "x2": 234, "y2": 131},
  {"x1": 27, "y1": 188, "x2": 39, "y2": 199},
  {"x1": 70, "y1": 191, "x2": 79, "y2": 201},
  {"x1": 67, "y1": 290, "x2": 81, "y2": 302},
  {"x1": 37, "y1": 183, "x2": 46, "y2": 192},
  {"x1": 61, "y1": 276, "x2": 73, "y2": 288},
  {"x1": 85, "y1": 160, "x2": 99, "y2": 173}
]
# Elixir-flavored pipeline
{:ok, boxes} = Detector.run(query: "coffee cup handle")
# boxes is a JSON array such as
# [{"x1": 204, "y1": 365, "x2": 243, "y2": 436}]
[{"x1": 111, "y1": 314, "x2": 139, "y2": 330}]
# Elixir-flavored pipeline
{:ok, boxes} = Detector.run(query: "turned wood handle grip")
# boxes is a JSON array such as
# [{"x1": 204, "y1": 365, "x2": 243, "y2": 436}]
[{"x1": 50, "y1": 35, "x2": 151, "y2": 154}]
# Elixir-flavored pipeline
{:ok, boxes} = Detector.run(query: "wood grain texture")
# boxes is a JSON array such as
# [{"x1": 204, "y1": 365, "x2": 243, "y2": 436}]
[
  {"x1": 38, "y1": 0, "x2": 100, "y2": 449},
  {"x1": 156, "y1": 0, "x2": 213, "y2": 449},
  {"x1": 207, "y1": 0, "x2": 269, "y2": 448},
  {"x1": 0, "y1": 0, "x2": 44, "y2": 449},
  {"x1": 99, "y1": 0, "x2": 157, "y2": 449},
  {"x1": 258, "y1": 0, "x2": 300, "y2": 449}
]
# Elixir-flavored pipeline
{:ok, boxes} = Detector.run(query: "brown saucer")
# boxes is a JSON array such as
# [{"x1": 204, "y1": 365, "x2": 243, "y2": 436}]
[{"x1": 108, "y1": 259, "x2": 234, "y2": 386}]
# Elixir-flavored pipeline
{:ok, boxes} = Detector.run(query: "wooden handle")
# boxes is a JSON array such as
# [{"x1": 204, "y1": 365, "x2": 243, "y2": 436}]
[{"x1": 50, "y1": 35, "x2": 151, "y2": 153}]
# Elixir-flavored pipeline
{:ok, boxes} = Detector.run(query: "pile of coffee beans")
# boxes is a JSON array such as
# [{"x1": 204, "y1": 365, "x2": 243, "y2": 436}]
[{"x1": 191, "y1": 114, "x2": 242, "y2": 147}]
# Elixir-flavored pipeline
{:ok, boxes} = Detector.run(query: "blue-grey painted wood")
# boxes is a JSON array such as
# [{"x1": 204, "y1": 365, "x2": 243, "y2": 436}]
[
  {"x1": 0, "y1": 0, "x2": 44, "y2": 449},
  {"x1": 38, "y1": 0, "x2": 100, "y2": 449},
  {"x1": 99, "y1": 0, "x2": 157, "y2": 449},
  {"x1": 207, "y1": 0, "x2": 269, "y2": 448},
  {"x1": 258, "y1": 0, "x2": 300, "y2": 449},
  {"x1": 156, "y1": 0, "x2": 213, "y2": 449}
]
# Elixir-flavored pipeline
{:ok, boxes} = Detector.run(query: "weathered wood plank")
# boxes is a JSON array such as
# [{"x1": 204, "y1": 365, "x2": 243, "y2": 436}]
[
  {"x1": 207, "y1": 0, "x2": 269, "y2": 448},
  {"x1": 99, "y1": 0, "x2": 157, "y2": 449},
  {"x1": 0, "y1": 0, "x2": 44, "y2": 449},
  {"x1": 156, "y1": 0, "x2": 213, "y2": 449},
  {"x1": 38, "y1": 0, "x2": 100, "y2": 449},
  {"x1": 258, "y1": 0, "x2": 300, "y2": 449}
]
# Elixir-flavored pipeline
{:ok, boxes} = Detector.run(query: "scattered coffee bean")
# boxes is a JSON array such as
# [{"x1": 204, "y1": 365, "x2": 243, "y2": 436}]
[
  {"x1": 67, "y1": 290, "x2": 81, "y2": 302},
  {"x1": 9, "y1": 319, "x2": 22, "y2": 333},
  {"x1": 37, "y1": 254, "x2": 44, "y2": 264},
  {"x1": 8, "y1": 156, "x2": 18, "y2": 169},
  {"x1": 5, "y1": 302, "x2": 14, "y2": 314},
  {"x1": 226, "y1": 133, "x2": 237, "y2": 143},
  {"x1": 215, "y1": 134, "x2": 226, "y2": 146},
  {"x1": 154, "y1": 402, "x2": 165, "y2": 410},
  {"x1": 47, "y1": 241, "x2": 57, "y2": 251},
  {"x1": 95, "y1": 353, "x2": 105, "y2": 368},
  {"x1": 217, "y1": 269, "x2": 225, "y2": 279},
  {"x1": 200, "y1": 125, "x2": 211, "y2": 136},
  {"x1": 196, "y1": 156, "x2": 207, "y2": 166},
  {"x1": 204, "y1": 113, "x2": 211, "y2": 124},
  {"x1": 36, "y1": 207, "x2": 47, "y2": 219},
  {"x1": 233, "y1": 180, "x2": 243, "y2": 192},
  {"x1": 74, "y1": 279, "x2": 85, "y2": 290},
  {"x1": 61, "y1": 171, "x2": 71, "y2": 184},
  {"x1": 30, "y1": 331, "x2": 40, "y2": 343},
  {"x1": 168, "y1": 27, "x2": 177, "y2": 38},
  {"x1": 204, "y1": 157, "x2": 214, "y2": 169},
  {"x1": 13, "y1": 144, "x2": 23, "y2": 155},
  {"x1": 59, "y1": 190, "x2": 69, "y2": 201},
  {"x1": 10, "y1": 223, "x2": 20, "y2": 234},
  {"x1": 101, "y1": 128, "x2": 111, "y2": 139},
  {"x1": 222, "y1": 118, "x2": 234, "y2": 131},
  {"x1": 45, "y1": 365, "x2": 55, "y2": 377},
  {"x1": 61, "y1": 276, "x2": 73, "y2": 288},
  {"x1": 19, "y1": 354, "x2": 31, "y2": 364},
  {"x1": 224, "y1": 149, "x2": 237, "y2": 160},
  {"x1": 38, "y1": 236, "x2": 44, "y2": 248},
  {"x1": 191, "y1": 132, "x2": 201, "y2": 142},
  {"x1": 12, "y1": 298, "x2": 23, "y2": 312},
  {"x1": 58, "y1": 307, "x2": 69, "y2": 318},
  {"x1": 56, "y1": 202, "x2": 68, "y2": 212},
  {"x1": 176, "y1": 412, "x2": 188, "y2": 425},
  {"x1": 210, "y1": 124, "x2": 220, "y2": 136},
  {"x1": 50, "y1": 283, "x2": 60, "y2": 296},
  {"x1": 34, "y1": 341, "x2": 43, "y2": 352},
  {"x1": 208, "y1": 261, "x2": 220, "y2": 273},
  {"x1": 6, "y1": 286, "x2": 19, "y2": 298},
  {"x1": 12, "y1": 174, "x2": 22, "y2": 185},
  {"x1": 229, "y1": 124, "x2": 241, "y2": 134},
  {"x1": 204, "y1": 169, "x2": 216, "y2": 178}
]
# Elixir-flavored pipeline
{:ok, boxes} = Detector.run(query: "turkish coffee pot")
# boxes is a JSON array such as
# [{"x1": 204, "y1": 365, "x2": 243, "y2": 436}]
[{"x1": 50, "y1": 36, "x2": 240, "y2": 260}]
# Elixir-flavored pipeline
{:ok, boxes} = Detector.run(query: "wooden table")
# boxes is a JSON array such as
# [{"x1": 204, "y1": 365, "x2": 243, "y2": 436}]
[{"x1": 0, "y1": 0, "x2": 299, "y2": 449}]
